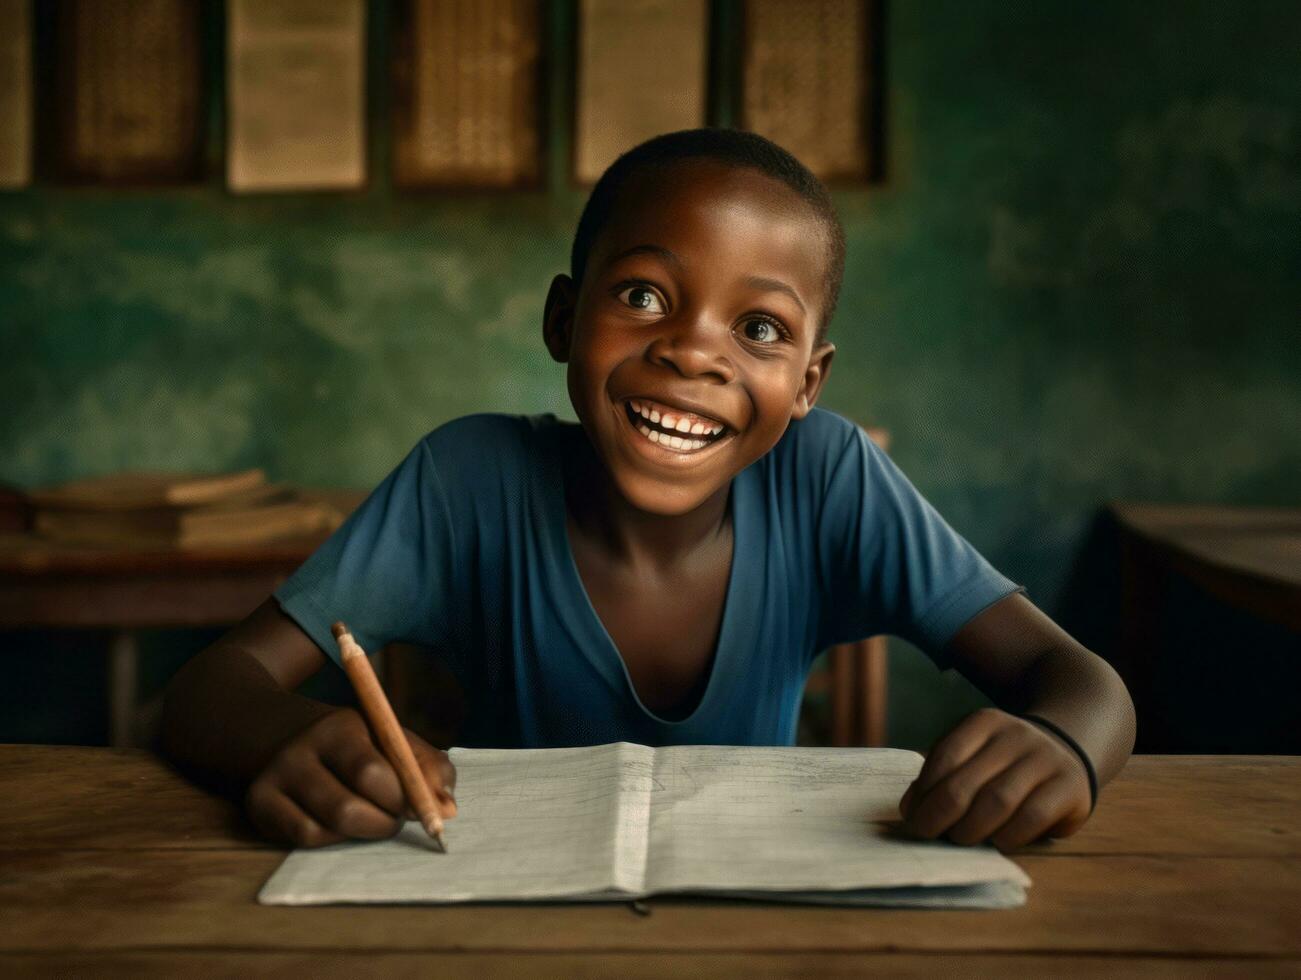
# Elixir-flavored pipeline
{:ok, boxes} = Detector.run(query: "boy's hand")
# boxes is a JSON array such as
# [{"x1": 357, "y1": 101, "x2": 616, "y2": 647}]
[
  {"x1": 897, "y1": 707, "x2": 1091, "y2": 851},
  {"x1": 245, "y1": 707, "x2": 457, "y2": 848}
]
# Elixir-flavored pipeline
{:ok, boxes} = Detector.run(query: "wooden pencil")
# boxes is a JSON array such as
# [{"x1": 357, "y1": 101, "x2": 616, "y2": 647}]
[{"x1": 331, "y1": 621, "x2": 448, "y2": 852}]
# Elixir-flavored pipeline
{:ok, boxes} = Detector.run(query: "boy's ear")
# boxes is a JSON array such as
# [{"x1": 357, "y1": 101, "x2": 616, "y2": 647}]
[
  {"x1": 791, "y1": 341, "x2": 836, "y2": 420},
  {"x1": 542, "y1": 274, "x2": 578, "y2": 363}
]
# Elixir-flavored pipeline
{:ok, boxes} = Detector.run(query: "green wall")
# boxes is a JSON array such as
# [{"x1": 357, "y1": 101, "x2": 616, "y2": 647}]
[{"x1": 2, "y1": 1, "x2": 1298, "y2": 749}]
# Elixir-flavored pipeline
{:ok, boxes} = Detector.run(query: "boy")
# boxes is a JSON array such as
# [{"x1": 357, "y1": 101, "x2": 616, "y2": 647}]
[{"x1": 162, "y1": 129, "x2": 1135, "y2": 852}]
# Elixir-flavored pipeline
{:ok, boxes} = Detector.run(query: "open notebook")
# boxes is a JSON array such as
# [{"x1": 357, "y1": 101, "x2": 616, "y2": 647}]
[{"x1": 258, "y1": 743, "x2": 1030, "y2": 909}]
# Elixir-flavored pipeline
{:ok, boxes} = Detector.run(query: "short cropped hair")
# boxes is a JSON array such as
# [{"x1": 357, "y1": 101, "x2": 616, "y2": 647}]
[{"x1": 570, "y1": 128, "x2": 846, "y2": 345}]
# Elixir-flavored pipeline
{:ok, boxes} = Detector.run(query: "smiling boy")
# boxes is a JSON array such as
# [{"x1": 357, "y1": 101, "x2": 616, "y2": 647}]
[{"x1": 162, "y1": 129, "x2": 1136, "y2": 853}]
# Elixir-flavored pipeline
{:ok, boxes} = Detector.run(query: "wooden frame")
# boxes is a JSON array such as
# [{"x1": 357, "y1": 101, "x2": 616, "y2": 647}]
[
  {"x1": 391, "y1": 0, "x2": 546, "y2": 190},
  {"x1": 225, "y1": 0, "x2": 368, "y2": 193},
  {"x1": 571, "y1": 0, "x2": 709, "y2": 185},
  {"x1": 738, "y1": 0, "x2": 884, "y2": 183},
  {"x1": 46, "y1": 0, "x2": 204, "y2": 184}
]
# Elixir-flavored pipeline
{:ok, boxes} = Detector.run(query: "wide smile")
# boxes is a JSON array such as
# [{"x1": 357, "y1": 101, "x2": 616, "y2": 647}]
[{"x1": 617, "y1": 397, "x2": 736, "y2": 461}]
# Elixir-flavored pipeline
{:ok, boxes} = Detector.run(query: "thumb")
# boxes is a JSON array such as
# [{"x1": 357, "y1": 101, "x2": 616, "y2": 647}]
[{"x1": 899, "y1": 782, "x2": 915, "y2": 817}]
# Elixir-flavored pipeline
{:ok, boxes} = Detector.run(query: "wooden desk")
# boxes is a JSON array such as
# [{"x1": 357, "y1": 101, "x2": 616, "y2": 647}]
[
  {"x1": 0, "y1": 747, "x2": 1296, "y2": 976},
  {"x1": 1110, "y1": 502, "x2": 1301, "y2": 636},
  {"x1": 0, "y1": 491, "x2": 366, "y2": 745},
  {"x1": 1109, "y1": 502, "x2": 1301, "y2": 752}
]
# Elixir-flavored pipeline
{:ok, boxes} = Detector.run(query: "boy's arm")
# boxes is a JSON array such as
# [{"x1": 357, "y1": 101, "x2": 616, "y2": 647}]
[
  {"x1": 161, "y1": 598, "x2": 456, "y2": 846},
  {"x1": 898, "y1": 592, "x2": 1136, "y2": 850}
]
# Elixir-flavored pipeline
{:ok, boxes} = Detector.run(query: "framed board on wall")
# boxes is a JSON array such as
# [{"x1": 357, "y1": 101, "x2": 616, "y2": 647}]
[
  {"x1": 740, "y1": 0, "x2": 883, "y2": 183},
  {"x1": 226, "y1": 0, "x2": 367, "y2": 193},
  {"x1": 0, "y1": 0, "x2": 33, "y2": 189},
  {"x1": 47, "y1": 0, "x2": 203, "y2": 184},
  {"x1": 573, "y1": 0, "x2": 708, "y2": 185},
  {"x1": 392, "y1": 0, "x2": 544, "y2": 190}
]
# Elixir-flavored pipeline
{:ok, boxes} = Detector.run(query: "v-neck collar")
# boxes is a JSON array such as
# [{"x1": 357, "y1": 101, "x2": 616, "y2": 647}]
[{"x1": 538, "y1": 417, "x2": 754, "y2": 728}]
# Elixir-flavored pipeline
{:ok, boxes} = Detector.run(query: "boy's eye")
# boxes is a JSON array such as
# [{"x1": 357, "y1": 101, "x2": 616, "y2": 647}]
[
  {"x1": 741, "y1": 317, "x2": 785, "y2": 344},
  {"x1": 617, "y1": 285, "x2": 665, "y2": 314}
]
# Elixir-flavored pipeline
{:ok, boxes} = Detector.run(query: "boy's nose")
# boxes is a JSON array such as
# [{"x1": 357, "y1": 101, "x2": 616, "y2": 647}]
[{"x1": 646, "y1": 314, "x2": 735, "y2": 382}]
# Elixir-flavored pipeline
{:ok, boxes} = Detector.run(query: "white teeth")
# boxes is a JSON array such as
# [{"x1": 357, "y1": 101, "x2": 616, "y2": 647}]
[
  {"x1": 629, "y1": 399, "x2": 727, "y2": 443},
  {"x1": 634, "y1": 419, "x2": 711, "y2": 453}
]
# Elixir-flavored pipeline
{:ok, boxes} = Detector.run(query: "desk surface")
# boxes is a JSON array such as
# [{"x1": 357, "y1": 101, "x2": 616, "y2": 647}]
[{"x1": 1, "y1": 747, "x2": 1297, "y2": 977}]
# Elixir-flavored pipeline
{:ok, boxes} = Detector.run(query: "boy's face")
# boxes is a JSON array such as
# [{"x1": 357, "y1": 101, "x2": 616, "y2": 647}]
[{"x1": 544, "y1": 160, "x2": 836, "y2": 517}]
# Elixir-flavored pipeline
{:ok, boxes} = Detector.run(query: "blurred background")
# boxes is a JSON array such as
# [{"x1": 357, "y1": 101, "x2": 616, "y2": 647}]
[{"x1": 0, "y1": 0, "x2": 1297, "y2": 755}]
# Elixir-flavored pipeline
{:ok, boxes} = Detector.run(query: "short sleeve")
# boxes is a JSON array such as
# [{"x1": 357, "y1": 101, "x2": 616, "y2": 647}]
[
  {"x1": 274, "y1": 438, "x2": 457, "y2": 667},
  {"x1": 815, "y1": 424, "x2": 1024, "y2": 668}
]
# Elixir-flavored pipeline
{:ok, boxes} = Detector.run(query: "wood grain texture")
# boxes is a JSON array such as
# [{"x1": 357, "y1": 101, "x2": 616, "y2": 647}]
[
  {"x1": 0, "y1": 747, "x2": 265, "y2": 851},
  {"x1": 2, "y1": 953, "x2": 1298, "y2": 979},
  {"x1": 1, "y1": 748, "x2": 1297, "y2": 967},
  {"x1": 0, "y1": 851, "x2": 1296, "y2": 955}
]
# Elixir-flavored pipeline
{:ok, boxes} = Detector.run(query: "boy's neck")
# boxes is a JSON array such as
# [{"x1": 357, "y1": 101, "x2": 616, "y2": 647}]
[{"x1": 561, "y1": 426, "x2": 732, "y2": 573}]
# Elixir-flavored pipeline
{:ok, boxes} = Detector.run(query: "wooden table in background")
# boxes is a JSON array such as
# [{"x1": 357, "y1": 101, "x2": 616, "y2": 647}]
[
  {"x1": 0, "y1": 490, "x2": 365, "y2": 746},
  {"x1": 1109, "y1": 502, "x2": 1301, "y2": 751},
  {"x1": 0, "y1": 748, "x2": 1296, "y2": 976}
]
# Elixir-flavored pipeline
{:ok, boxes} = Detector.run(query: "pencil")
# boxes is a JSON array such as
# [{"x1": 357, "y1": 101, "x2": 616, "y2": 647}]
[{"x1": 331, "y1": 621, "x2": 448, "y2": 852}]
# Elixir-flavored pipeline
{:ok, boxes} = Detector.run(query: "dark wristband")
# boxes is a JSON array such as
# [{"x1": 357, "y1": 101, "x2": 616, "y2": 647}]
[{"x1": 1021, "y1": 713, "x2": 1099, "y2": 815}]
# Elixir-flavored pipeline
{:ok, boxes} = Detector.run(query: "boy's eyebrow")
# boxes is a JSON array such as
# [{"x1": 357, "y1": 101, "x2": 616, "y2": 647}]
[
  {"x1": 744, "y1": 275, "x2": 806, "y2": 315},
  {"x1": 607, "y1": 245, "x2": 807, "y2": 316},
  {"x1": 607, "y1": 244, "x2": 683, "y2": 269}
]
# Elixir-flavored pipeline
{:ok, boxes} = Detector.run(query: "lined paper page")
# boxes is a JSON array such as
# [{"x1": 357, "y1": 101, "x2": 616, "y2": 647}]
[
  {"x1": 259, "y1": 743, "x2": 1029, "y2": 906},
  {"x1": 259, "y1": 742, "x2": 652, "y2": 904},
  {"x1": 645, "y1": 746, "x2": 1030, "y2": 894}
]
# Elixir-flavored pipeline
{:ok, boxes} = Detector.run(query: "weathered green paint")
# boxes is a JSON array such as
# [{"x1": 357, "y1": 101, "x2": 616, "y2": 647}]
[{"x1": 2, "y1": 2, "x2": 1297, "y2": 748}]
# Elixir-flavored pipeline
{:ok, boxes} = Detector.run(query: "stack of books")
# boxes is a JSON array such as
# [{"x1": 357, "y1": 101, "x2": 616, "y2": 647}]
[{"x1": 29, "y1": 469, "x2": 343, "y2": 549}]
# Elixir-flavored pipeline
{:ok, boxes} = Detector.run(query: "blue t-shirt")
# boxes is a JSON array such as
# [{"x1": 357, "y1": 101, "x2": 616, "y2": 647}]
[{"x1": 275, "y1": 407, "x2": 1022, "y2": 749}]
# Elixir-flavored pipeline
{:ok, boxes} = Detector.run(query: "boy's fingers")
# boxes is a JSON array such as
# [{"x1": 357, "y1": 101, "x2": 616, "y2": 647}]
[
  {"x1": 943, "y1": 756, "x2": 1053, "y2": 846},
  {"x1": 989, "y1": 775, "x2": 1077, "y2": 852},
  {"x1": 904, "y1": 710, "x2": 1003, "y2": 815},
  {"x1": 247, "y1": 779, "x2": 345, "y2": 849},
  {"x1": 415, "y1": 750, "x2": 458, "y2": 818},
  {"x1": 325, "y1": 741, "x2": 406, "y2": 818},
  {"x1": 904, "y1": 733, "x2": 1023, "y2": 840},
  {"x1": 289, "y1": 759, "x2": 404, "y2": 840}
]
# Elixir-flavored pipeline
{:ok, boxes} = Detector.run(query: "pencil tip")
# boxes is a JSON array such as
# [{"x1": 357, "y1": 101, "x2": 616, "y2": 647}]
[
  {"x1": 433, "y1": 829, "x2": 447, "y2": 853},
  {"x1": 331, "y1": 621, "x2": 347, "y2": 639}
]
